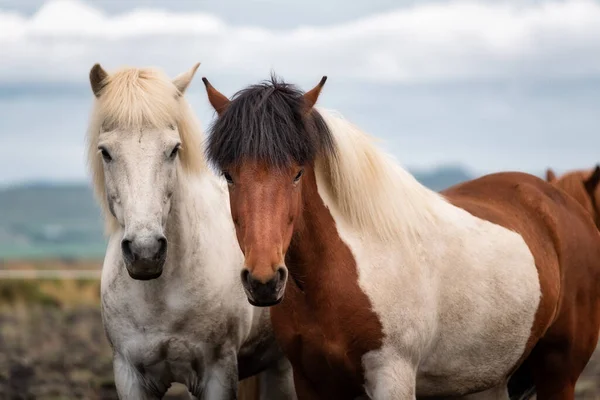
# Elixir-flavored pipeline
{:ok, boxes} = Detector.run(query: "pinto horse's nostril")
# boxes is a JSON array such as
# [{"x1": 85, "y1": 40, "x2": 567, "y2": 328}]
[
  {"x1": 240, "y1": 267, "x2": 288, "y2": 307},
  {"x1": 241, "y1": 269, "x2": 251, "y2": 290},
  {"x1": 276, "y1": 266, "x2": 287, "y2": 284}
]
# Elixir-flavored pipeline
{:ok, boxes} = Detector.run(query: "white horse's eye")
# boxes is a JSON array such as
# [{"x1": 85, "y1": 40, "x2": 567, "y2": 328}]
[
  {"x1": 169, "y1": 144, "x2": 181, "y2": 159},
  {"x1": 99, "y1": 146, "x2": 112, "y2": 162}
]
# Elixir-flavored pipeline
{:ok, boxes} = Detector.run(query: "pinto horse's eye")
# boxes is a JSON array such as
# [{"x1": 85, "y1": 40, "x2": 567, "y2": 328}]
[
  {"x1": 294, "y1": 169, "x2": 304, "y2": 183},
  {"x1": 223, "y1": 172, "x2": 234, "y2": 185},
  {"x1": 99, "y1": 147, "x2": 112, "y2": 162},
  {"x1": 169, "y1": 144, "x2": 181, "y2": 160}
]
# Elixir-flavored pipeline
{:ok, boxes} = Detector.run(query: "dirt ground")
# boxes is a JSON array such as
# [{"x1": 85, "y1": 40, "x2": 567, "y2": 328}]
[{"x1": 0, "y1": 276, "x2": 597, "y2": 399}]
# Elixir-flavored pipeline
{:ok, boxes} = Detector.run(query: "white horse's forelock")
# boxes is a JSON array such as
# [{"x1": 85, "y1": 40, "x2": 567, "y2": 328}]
[
  {"x1": 86, "y1": 66, "x2": 205, "y2": 233},
  {"x1": 315, "y1": 108, "x2": 444, "y2": 244}
]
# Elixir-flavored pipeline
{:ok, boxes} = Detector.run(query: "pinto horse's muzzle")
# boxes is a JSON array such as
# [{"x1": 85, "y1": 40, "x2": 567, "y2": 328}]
[{"x1": 241, "y1": 267, "x2": 287, "y2": 307}]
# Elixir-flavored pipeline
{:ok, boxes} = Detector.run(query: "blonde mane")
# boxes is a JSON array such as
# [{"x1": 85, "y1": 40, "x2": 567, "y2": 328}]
[
  {"x1": 315, "y1": 108, "x2": 444, "y2": 243},
  {"x1": 86, "y1": 66, "x2": 205, "y2": 233}
]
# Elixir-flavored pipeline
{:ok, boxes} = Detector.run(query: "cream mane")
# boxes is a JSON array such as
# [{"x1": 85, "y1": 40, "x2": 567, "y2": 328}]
[
  {"x1": 86, "y1": 66, "x2": 205, "y2": 233},
  {"x1": 315, "y1": 108, "x2": 444, "y2": 243}
]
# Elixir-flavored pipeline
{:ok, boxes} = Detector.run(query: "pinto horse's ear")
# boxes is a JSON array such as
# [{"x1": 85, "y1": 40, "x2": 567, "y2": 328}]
[
  {"x1": 173, "y1": 62, "x2": 201, "y2": 95},
  {"x1": 202, "y1": 77, "x2": 230, "y2": 116},
  {"x1": 303, "y1": 76, "x2": 327, "y2": 110},
  {"x1": 545, "y1": 168, "x2": 557, "y2": 182},
  {"x1": 90, "y1": 63, "x2": 109, "y2": 98},
  {"x1": 584, "y1": 165, "x2": 600, "y2": 194}
]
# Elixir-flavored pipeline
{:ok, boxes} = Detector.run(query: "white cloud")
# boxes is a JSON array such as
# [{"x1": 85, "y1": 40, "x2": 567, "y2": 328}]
[{"x1": 1, "y1": 0, "x2": 600, "y2": 84}]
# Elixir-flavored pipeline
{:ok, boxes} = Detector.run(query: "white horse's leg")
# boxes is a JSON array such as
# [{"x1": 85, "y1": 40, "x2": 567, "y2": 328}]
[
  {"x1": 200, "y1": 349, "x2": 239, "y2": 400},
  {"x1": 363, "y1": 353, "x2": 417, "y2": 400},
  {"x1": 258, "y1": 356, "x2": 297, "y2": 400},
  {"x1": 113, "y1": 355, "x2": 166, "y2": 400}
]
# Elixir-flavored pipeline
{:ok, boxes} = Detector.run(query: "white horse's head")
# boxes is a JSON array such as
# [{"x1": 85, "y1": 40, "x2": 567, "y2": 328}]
[{"x1": 87, "y1": 63, "x2": 204, "y2": 280}]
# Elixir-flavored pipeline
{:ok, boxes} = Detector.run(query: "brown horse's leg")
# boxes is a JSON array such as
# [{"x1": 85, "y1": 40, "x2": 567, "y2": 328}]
[
  {"x1": 292, "y1": 369, "x2": 322, "y2": 400},
  {"x1": 529, "y1": 340, "x2": 583, "y2": 400},
  {"x1": 529, "y1": 314, "x2": 600, "y2": 400}
]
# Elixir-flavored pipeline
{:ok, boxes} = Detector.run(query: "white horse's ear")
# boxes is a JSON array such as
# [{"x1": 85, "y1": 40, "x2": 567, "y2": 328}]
[
  {"x1": 90, "y1": 63, "x2": 109, "y2": 98},
  {"x1": 173, "y1": 62, "x2": 201, "y2": 95}
]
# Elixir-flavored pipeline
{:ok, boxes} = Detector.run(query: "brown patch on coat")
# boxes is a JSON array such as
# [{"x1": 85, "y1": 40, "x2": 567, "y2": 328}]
[{"x1": 276, "y1": 166, "x2": 384, "y2": 399}]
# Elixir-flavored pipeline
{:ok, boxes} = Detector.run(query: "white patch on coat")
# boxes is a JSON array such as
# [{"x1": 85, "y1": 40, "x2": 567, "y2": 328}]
[{"x1": 314, "y1": 110, "x2": 541, "y2": 397}]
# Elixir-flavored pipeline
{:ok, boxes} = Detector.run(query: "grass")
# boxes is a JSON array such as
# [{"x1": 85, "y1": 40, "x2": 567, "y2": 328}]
[{"x1": 0, "y1": 279, "x2": 100, "y2": 309}]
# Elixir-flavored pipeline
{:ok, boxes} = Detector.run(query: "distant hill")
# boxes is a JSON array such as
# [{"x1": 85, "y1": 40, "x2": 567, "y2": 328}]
[
  {"x1": 412, "y1": 165, "x2": 473, "y2": 192},
  {"x1": 0, "y1": 165, "x2": 473, "y2": 259},
  {"x1": 0, "y1": 183, "x2": 105, "y2": 259}
]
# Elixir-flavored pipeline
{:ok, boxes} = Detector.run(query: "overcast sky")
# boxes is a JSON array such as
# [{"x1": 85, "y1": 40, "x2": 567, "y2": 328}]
[{"x1": 1, "y1": 0, "x2": 600, "y2": 184}]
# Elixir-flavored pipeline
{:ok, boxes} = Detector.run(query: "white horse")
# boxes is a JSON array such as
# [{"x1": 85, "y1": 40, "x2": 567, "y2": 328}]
[{"x1": 86, "y1": 63, "x2": 295, "y2": 399}]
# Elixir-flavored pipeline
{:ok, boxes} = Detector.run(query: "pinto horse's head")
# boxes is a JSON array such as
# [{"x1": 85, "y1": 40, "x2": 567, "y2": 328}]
[{"x1": 203, "y1": 75, "x2": 333, "y2": 306}]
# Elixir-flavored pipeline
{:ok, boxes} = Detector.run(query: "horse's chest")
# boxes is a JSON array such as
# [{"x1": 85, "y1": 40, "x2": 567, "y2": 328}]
[
  {"x1": 321, "y1": 342, "x2": 367, "y2": 391},
  {"x1": 125, "y1": 334, "x2": 207, "y2": 377},
  {"x1": 272, "y1": 289, "x2": 375, "y2": 398},
  {"x1": 104, "y1": 303, "x2": 226, "y2": 390},
  {"x1": 293, "y1": 328, "x2": 364, "y2": 398}
]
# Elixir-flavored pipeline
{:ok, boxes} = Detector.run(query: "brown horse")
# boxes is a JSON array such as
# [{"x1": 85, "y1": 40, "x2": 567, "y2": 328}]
[
  {"x1": 546, "y1": 166, "x2": 600, "y2": 229},
  {"x1": 202, "y1": 75, "x2": 600, "y2": 400}
]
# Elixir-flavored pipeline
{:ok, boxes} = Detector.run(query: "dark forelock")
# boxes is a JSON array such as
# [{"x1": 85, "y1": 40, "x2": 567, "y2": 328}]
[{"x1": 206, "y1": 75, "x2": 335, "y2": 169}]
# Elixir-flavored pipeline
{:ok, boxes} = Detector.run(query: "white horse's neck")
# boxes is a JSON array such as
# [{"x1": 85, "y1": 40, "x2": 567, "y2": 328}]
[
  {"x1": 164, "y1": 170, "x2": 206, "y2": 269},
  {"x1": 162, "y1": 168, "x2": 241, "y2": 287}
]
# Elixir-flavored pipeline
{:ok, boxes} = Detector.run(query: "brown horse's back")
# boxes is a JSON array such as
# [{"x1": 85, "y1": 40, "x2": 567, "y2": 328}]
[
  {"x1": 443, "y1": 171, "x2": 600, "y2": 398},
  {"x1": 547, "y1": 167, "x2": 600, "y2": 229}
]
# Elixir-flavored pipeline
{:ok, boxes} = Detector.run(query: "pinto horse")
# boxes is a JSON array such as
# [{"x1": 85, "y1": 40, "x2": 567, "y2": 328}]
[
  {"x1": 202, "y1": 75, "x2": 600, "y2": 399},
  {"x1": 546, "y1": 166, "x2": 600, "y2": 229},
  {"x1": 86, "y1": 64, "x2": 295, "y2": 399}
]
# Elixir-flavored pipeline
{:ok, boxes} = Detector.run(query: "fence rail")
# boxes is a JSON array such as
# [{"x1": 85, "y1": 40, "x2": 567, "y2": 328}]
[{"x1": 0, "y1": 270, "x2": 101, "y2": 279}]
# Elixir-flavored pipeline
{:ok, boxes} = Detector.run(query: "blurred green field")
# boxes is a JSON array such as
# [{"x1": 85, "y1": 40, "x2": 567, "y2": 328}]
[{"x1": 0, "y1": 183, "x2": 106, "y2": 260}]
